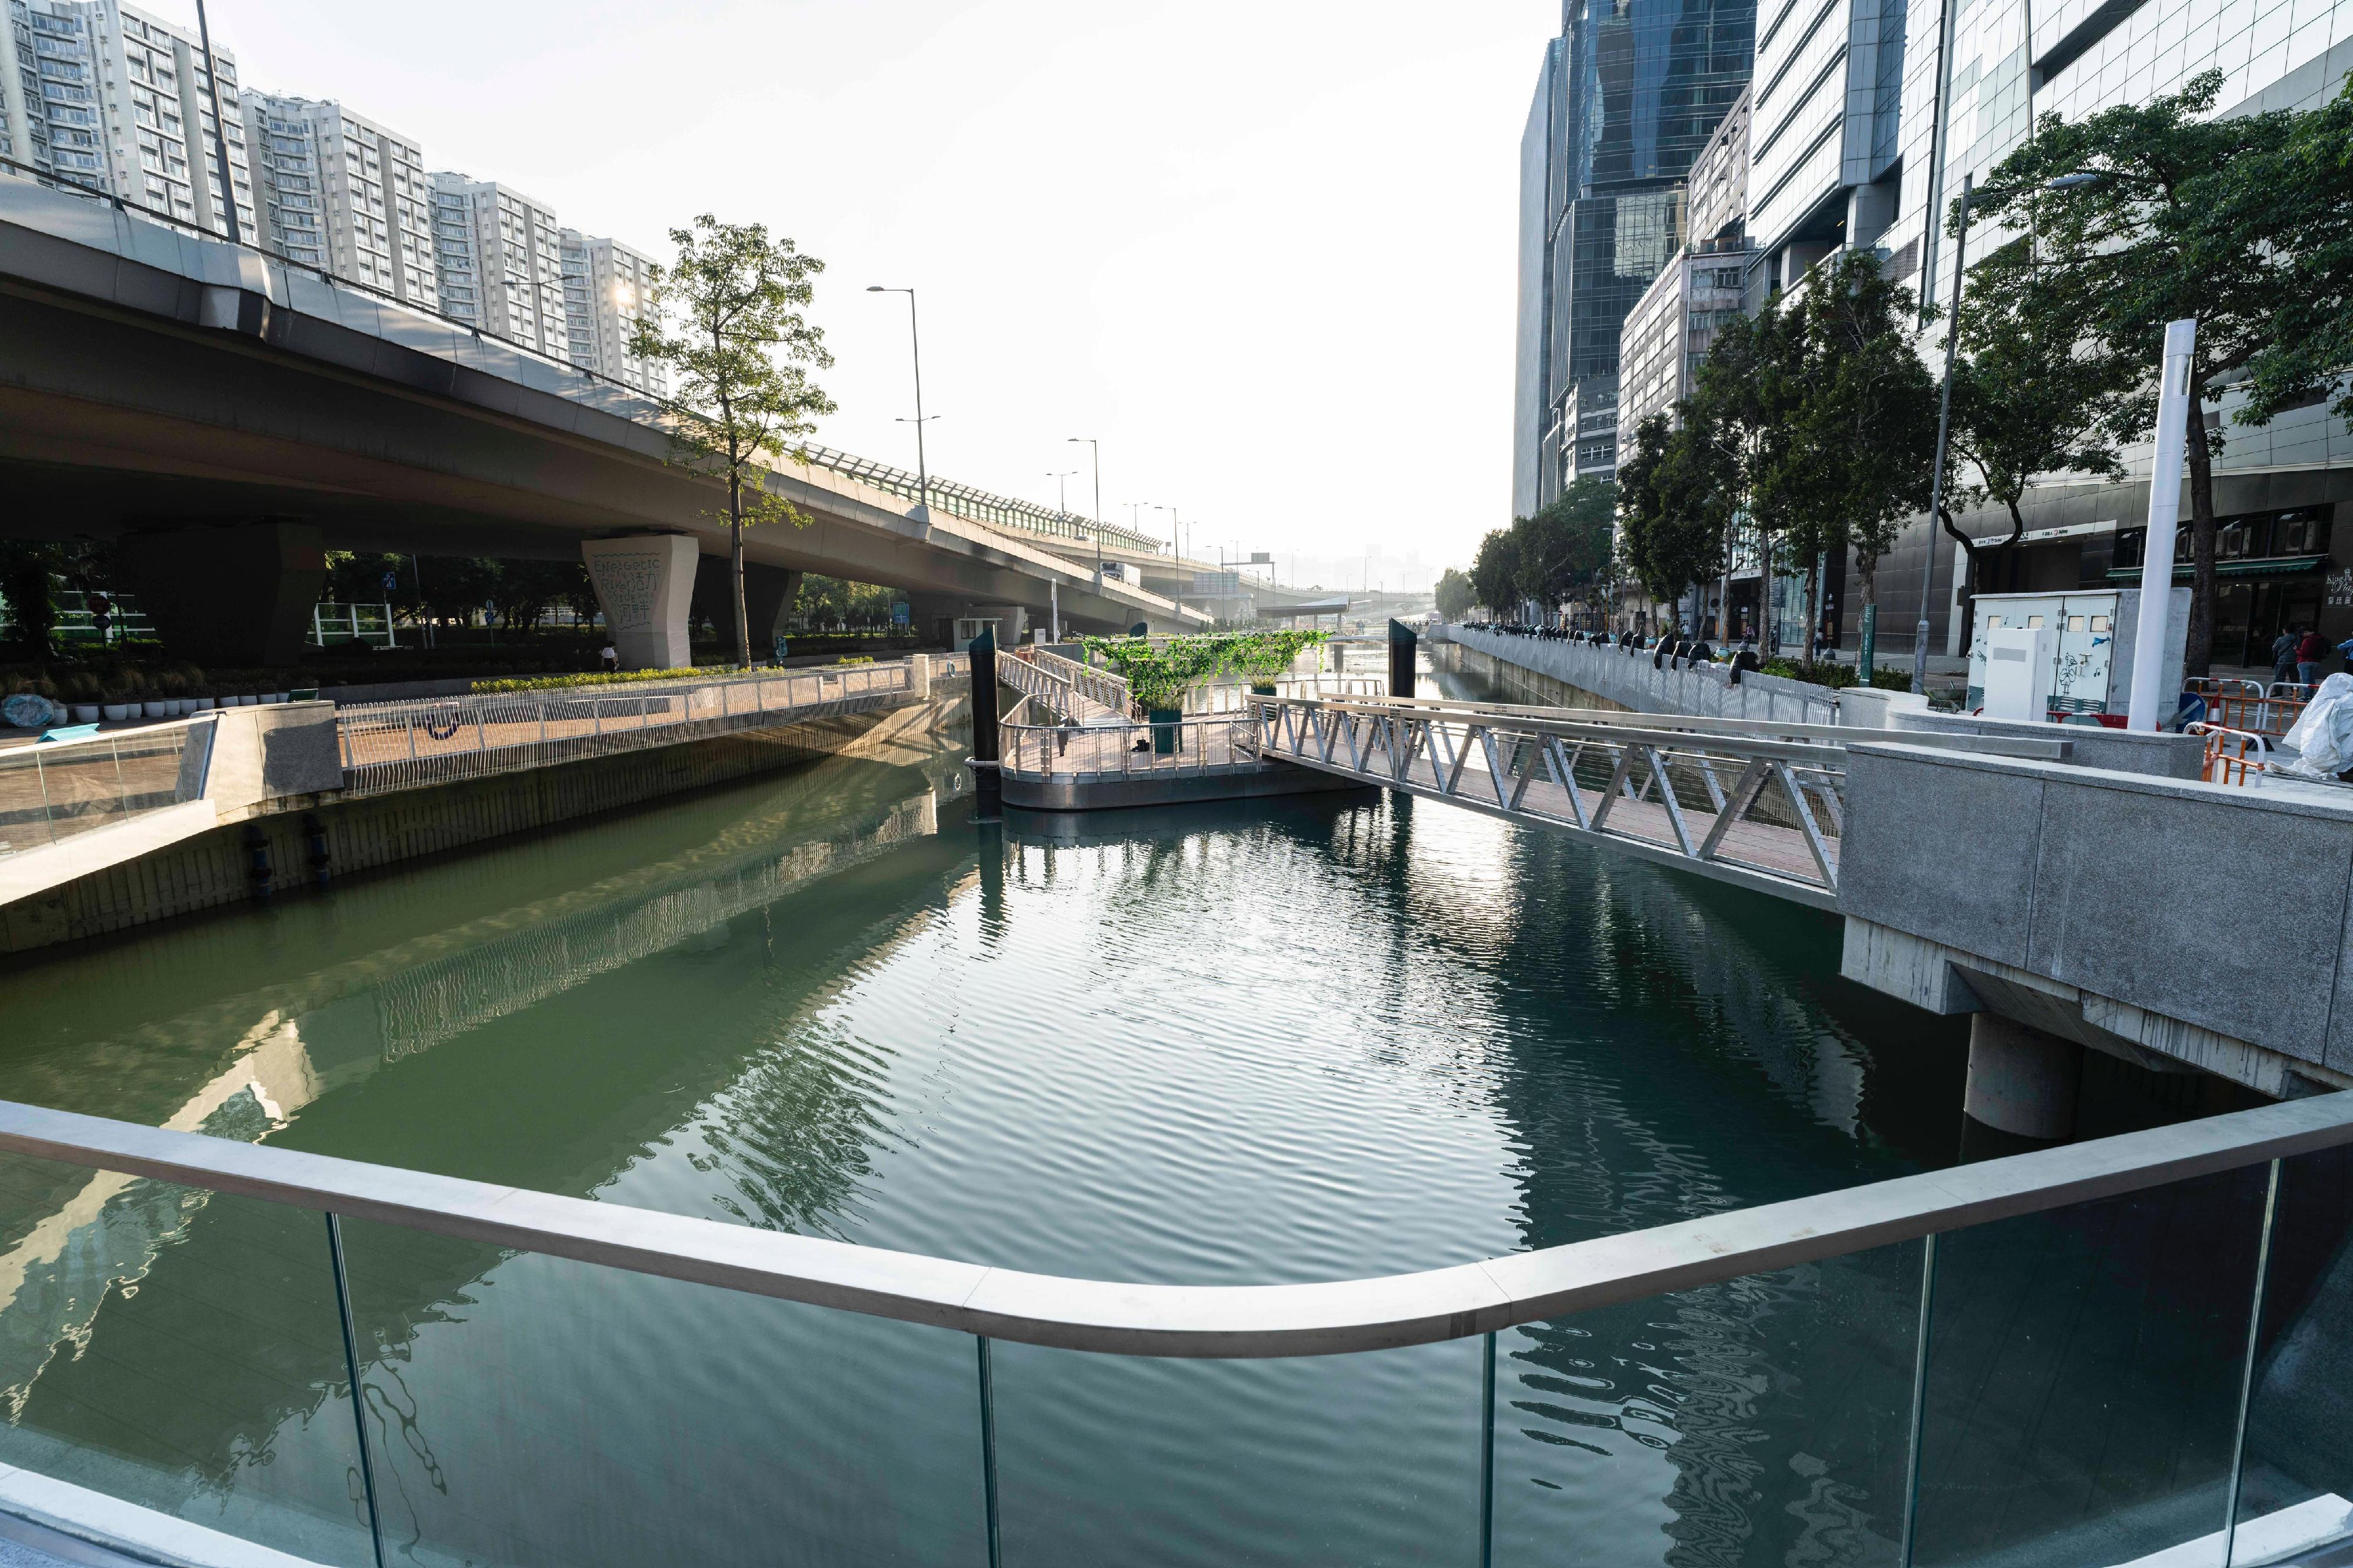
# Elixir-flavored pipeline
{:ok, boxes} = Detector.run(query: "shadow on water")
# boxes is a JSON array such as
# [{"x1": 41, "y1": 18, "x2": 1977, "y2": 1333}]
[{"x1": 0, "y1": 683, "x2": 2292, "y2": 1567}]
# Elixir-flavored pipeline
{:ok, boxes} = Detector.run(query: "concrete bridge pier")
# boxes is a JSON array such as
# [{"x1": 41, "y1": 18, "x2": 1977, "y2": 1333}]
[
  {"x1": 1963, "y1": 1014, "x2": 2084, "y2": 1142},
  {"x1": 581, "y1": 535, "x2": 696, "y2": 669},
  {"x1": 113, "y1": 521, "x2": 327, "y2": 667},
  {"x1": 691, "y1": 558, "x2": 801, "y2": 656}
]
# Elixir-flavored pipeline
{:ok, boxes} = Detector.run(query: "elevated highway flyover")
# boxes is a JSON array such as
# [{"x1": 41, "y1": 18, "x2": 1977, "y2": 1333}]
[{"x1": 0, "y1": 168, "x2": 1210, "y2": 665}]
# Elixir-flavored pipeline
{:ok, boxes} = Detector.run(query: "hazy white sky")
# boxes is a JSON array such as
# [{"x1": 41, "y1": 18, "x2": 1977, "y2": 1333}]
[{"x1": 203, "y1": 1, "x2": 1559, "y2": 586}]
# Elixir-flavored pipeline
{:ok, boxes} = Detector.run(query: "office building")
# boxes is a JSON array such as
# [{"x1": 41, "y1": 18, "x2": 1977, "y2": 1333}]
[
  {"x1": 1617, "y1": 91, "x2": 1757, "y2": 441},
  {"x1": 1857, "y1": 0, "x2": 2353, "y2": 663},
  {"x1": 429, "y1": 172, "x2": 565, "y2": 358},
  {"x1": 560, "y1": 229, "x2": 666, "y2": 396},
  {"x1": 1745, "y1": 0, "x2": 1908, "y2": 301},
  {"x1": 241, "y1": 93, "x2": 435, "y2": 308},
  {"x1": 1, "y1": 0, "x2": 254, "y2": 243},
  {"x1": 1511, "y1": 0, "x2": 1759, "y2": 512}
]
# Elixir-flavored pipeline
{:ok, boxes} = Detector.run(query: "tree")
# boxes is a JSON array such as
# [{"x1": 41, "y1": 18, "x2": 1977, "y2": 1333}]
[
  {"x1": 1469, "y1": 529, "x2": 1519, "y2": 619},
  {"x1": 1938, "y1": 276, "x2": 2132, "y2": 647},
  {"x1": 1758, "y1": 252, "x2": 1938, "y2": 660},
  {"x1": 1617, "y1": 410, "x2": 1729, "y2": 629},
  {"x1": 0, "y1": 542, "x2": 64, "y2": 664},
  {"x1": 2206, "y1": 79, "x2": 2353, "y2": 431},
  {"x1": 1969, "y1": 72, "x2": 2304, "y2": 675},
  {"x1": 632, "y1": 215, "x2": 836, "y2": 668},
  {"x1": 1434, "y1": 567, "x2": 1475, "y2": 622},
  {"x1": 1684, "y1": 303, "x2": 1804, "y2": 649},
  {"x1": 1514, "y1": 478, "x2": 1617, "y2": 621}
]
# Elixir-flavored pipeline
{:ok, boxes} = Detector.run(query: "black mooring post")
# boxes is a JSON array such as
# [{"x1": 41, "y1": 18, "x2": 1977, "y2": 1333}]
[
  {"x1": 968, "y1": 627, "x2": 1003, "y2": 822},
  {"x1": 1388, "y1": 618, "x2": 1418, "y2": 700}
]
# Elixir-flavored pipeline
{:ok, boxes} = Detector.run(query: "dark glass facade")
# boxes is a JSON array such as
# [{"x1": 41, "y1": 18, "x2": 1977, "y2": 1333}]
[{"x1": 1520, "y1": 0, "x2": 1758, "y2": 505}]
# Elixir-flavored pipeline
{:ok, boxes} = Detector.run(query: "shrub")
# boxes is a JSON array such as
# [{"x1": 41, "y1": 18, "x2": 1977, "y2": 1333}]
[{"x1": 469, "y1": 666, "x2": 735, "y2": 694}]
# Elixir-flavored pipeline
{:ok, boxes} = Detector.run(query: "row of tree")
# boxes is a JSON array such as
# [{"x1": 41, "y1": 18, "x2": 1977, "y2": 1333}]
[
  {"x1": 1611, "y1": 71, "x2": 2353, "y2": 676},
  {"x1": 1451, "y1": 479, "x2": 1618, "y2": 625}
]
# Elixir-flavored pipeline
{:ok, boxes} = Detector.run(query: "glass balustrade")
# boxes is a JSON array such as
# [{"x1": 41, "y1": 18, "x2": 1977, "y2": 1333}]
[{"x1": 0, "y1": 1126, "x2": 2336, "y2": 1566}]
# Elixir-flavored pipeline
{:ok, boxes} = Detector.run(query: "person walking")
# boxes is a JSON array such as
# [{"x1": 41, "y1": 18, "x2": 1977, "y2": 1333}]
[
  {"x1": 2272, "y1": 625, "x2": 2301, "y2": 688},
  {"x1": 2298, "y1": 626, "x2": 2329, "y2": 688}
]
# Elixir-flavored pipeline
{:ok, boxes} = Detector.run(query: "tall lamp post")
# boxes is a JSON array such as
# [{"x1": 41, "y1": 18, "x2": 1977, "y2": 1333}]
[
  {"x1": 866, "y1": 286, "x2": 932, "y2": 525},
  {"x1": 1914, "y1": 171, "x2": 2101, "y2": 695},
  {"x1": 192, "y1": 0, "x2": 240, "y2": 243},
  {"x1": 1066, "y1": 437, "x2": 1104, "y2": 585}
]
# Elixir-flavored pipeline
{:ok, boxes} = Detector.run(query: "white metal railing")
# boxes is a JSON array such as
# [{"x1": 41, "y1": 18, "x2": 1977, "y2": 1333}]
[
  {"x1": 0, "y1": 1089, "x2": 2349, "y2": 1565},
  {"x1": 1247, "y1": 695, "x2": 2066, "y2": 908},
  {"x1": 0, "y1": 717, "x2": 207, "y2": 859},
  {"x1": 999, "y1": 710, "x2": 1265, "y2": 780},
  {"x1": 1027, "y1": 648, "x2": 1132, "y2": 715},
  {"x1": 335, "y1": 662, "x2": 921, "y2": 795}
]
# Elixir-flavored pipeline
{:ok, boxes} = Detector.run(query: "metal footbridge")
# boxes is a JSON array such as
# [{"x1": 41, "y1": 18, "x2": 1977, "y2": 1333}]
[{"x1": 1245, "y1": 693, "x2": 2068, "y2": 909}]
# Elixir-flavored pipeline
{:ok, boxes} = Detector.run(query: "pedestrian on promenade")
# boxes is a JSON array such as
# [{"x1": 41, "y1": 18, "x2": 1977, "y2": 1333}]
[
  {"x1": 2298, "y1": 627, "x2": 2328, "y2": 686},
  {"x1": 600, "y1": 641, "x2": 619, "y2": 673},
  {"x1": 2274, "y1": 626, "x2": 2302, "y2": 688}
]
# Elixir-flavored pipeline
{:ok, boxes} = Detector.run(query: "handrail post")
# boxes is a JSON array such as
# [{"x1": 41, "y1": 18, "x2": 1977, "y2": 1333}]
[
  {"x1": 324, "y1": 1213, "x2": 389, "y2": 1568},
  {"x1": 1897, "y1": 1232, "x2": 1938, "y2": 1567},
  {"x1": 977, "y1": 1335, "x2": 1003, "y2": 1568},
  {"x1": 2222, "y1": 1159, "x2": 2283, "y2": 1567},
  {"x1": 1480, "y1": 1329, "x2": 1497, "y2": 1568}
]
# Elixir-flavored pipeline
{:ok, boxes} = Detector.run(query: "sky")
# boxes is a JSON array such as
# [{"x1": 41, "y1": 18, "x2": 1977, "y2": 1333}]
[{"x1": 198, "y1": 0, "x2": 1562, "y2": 592}]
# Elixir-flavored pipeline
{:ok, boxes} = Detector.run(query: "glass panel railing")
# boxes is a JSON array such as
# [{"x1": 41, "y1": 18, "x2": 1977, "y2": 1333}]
[
  {"x1": 2230, "y1": 1146, "x2": 2353, "y2": 1566},
  {"x1": 990, "y1": 1335, "x2": 1482, "y2": 1566},
  {"x1": 1497, "y1": 1238, "x2": 1925, "y2": 1567},
  {"x1": 335, "y1": 1215, "x2": 985, "y2": 1567},
  {"x1": 1909, "y1": 1163, "x2": 2272, "y2": 1567},
  {"x1": 0, "y1": 1150, "x2": 375, "y2": 1565}
]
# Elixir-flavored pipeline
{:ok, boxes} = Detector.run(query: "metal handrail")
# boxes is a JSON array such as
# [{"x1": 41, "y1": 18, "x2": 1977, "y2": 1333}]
[{"x1": 0, "y1": 1090, "x2": 2349, "y2": 1357}]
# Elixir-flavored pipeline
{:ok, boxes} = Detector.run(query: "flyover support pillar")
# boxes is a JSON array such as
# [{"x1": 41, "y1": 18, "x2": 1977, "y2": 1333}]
[
  {"x1": 1962, "y1": 1014, "x2": 2082, "y2": 1143},
  {"x1": 581, "y1": 535, "x2": 696, "y2": 670},
  {"x1": 691, "y1": 556, "x2": 800, "y2": 663},
  {"x1": 113, "y1": 522, "x2": 326, "y2": 667}
]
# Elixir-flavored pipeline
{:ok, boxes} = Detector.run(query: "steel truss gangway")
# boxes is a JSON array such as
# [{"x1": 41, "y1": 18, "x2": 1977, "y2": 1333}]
[{"x1": 1247, "y1": 693, "x2": 2069, "y2": 909}]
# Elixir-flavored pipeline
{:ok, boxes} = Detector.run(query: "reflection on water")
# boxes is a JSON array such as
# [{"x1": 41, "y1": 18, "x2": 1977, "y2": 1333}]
[{"x1": 0, "y1": 690, "x2": 1995, "y2": 1566}]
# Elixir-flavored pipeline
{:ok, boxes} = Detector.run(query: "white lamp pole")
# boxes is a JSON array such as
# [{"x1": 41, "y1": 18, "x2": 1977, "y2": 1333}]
[{"x1": 867, "y1": 287, "x2": 931, "y2": 522}]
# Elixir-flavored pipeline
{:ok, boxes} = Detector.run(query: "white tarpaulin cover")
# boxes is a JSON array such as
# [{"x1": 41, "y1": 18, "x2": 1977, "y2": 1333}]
[{"x1": 2282, "y1": 673, "x2": 2353, "y2": 778}]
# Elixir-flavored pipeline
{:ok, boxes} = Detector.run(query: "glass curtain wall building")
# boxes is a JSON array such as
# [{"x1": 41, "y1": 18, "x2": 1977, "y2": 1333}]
[
  {"x1": 1862, "y1": 0, "x2": 2353, "y2": 662},
  {"x1": 1512, "y1": 0, "x2": 1759, "y2": 516}
]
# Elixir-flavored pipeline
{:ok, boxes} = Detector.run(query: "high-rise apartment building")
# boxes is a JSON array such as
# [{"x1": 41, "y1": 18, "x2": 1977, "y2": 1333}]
[
  {"x1": 429, "y1": 172, "x2": 565, "y2": 358},
  {"x1": 559, "y1": 229, "x2": 665, "y2": 396},
  {"x1": 240, "y1": 93, "x2": 435, "y2": 308},
  {"x1": 2, "y1": 0, "x2": 254, "y2": 242},
  {"x1": 1511, "y1": 0, "x2": 1758, "y2": 511}
]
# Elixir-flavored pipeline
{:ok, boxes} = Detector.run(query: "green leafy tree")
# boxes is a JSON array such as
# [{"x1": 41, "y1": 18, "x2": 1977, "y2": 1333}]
[
  {"x1": 1969, "y1": 71, "x2": 2303, "y2": 675},
  {"x1": 1515, "y1": 478, "x2": 1617, "y2": 621},
  {"x1": 1759, "y1": 252, "x2": 1938, "y2": 660},
  {"x1": 2205, "y1": 79, "x2": 2353, "y2": 431},
  {"x1": 1938, "y1": 275, "x2": 2132, "y2": 646},
  {"x1": 1684, "y1": 303, "x2": 1804, "y2": 648},
  {"x1": 1469, "y1": 529, "x2": 1520, "y2": 619},
  {"x1": 0, "y1": 542, "x2": 64, "y2": 664},
  {"x1": 632, "y1": 215, "x2": 837, "y2": 667},
  {"x1": 1434, "y1": 567, "x2": 1475, "y2": 622},
  {"x1": 1617, "y1": 410, "x2": 1729, "y2": 629}
]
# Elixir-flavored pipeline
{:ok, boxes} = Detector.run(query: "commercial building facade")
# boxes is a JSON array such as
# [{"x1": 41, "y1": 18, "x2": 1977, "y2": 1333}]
[
  {"x1": 1858, "y1": 0, "x2": 2353, "y2": 664},
  {"x1": 1511, "y1": 0, "x2": 1758, "y2": 514}
]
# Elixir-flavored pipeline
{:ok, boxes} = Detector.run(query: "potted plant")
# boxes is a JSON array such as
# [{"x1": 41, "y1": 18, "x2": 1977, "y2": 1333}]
[
  {"x1": 1083, "y1": 635, "x2": 1228, "y2": 755},
  {"x1": 1228, "y1": 629, "x2": 1328, "y2": 695}
]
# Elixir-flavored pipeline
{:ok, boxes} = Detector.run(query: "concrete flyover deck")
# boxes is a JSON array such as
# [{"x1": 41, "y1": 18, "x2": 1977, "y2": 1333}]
[{"x1": 0, "y1": 172, "x2": 1208, "y2": 660}]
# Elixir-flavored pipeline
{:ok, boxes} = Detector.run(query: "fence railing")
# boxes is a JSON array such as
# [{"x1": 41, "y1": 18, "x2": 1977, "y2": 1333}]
[
  {"x1": 0, "y1": 719, "x2": 206, "y2": 859},
  {"x1": 2, "y1": 1086, "x2": 2351, "y2": 1567},
  {"x1": 999, "y1": 710, "x2": 1264, "y2": 780},
  {"x1": 335, "y1": 662, "x2": 922, "y2": 796},
  {"x1": 1026, "y1": 648, "x2": 1132, "y2": 715}
]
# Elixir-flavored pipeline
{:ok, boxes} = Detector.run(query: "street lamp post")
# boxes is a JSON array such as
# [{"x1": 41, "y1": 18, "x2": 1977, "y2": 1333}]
[
  {"x1": 192, "y1": 0, "x2": 240, "y2": 243},
  {"x1": 1067, "y1": 438, "x2": 1103, "y2": 585},
  {"x1": 867, "y1": 287, "x2": 932, "y2": 525},
  {"x1": 1914, "y1": 171, "x2": 2102, "y2": 696}
]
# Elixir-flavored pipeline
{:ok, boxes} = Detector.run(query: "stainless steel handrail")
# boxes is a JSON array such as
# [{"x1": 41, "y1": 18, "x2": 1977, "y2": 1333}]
[{"x1": 1, "y1": 1091, "x2": 2346, "y2": 1359}]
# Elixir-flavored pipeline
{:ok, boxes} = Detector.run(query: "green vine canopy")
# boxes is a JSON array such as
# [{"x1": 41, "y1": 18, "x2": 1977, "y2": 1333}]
[{"x1": 1078, "y1": 629, "x2": 1328, "y2": 711}]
